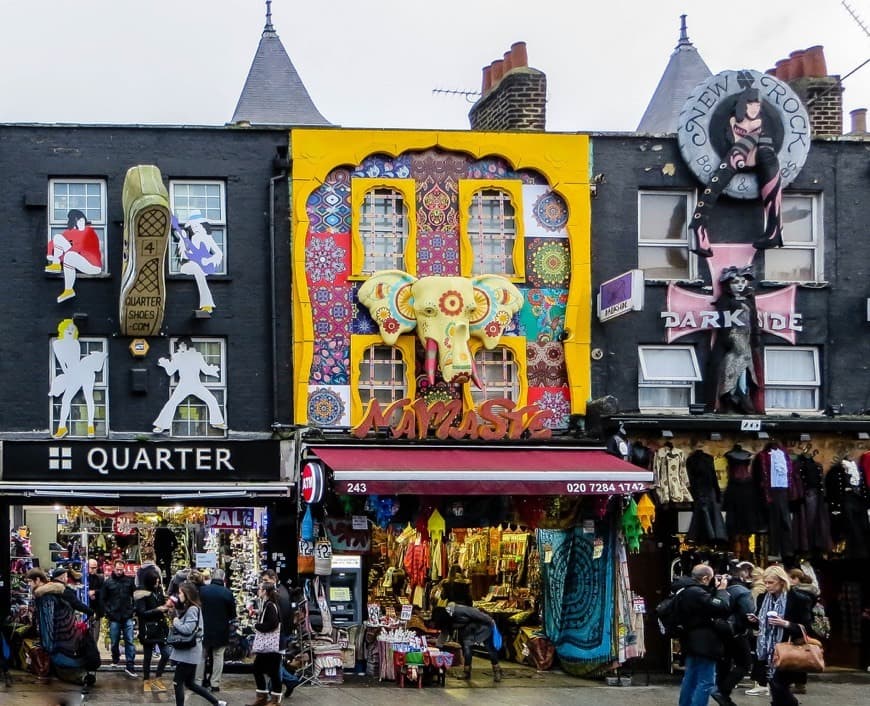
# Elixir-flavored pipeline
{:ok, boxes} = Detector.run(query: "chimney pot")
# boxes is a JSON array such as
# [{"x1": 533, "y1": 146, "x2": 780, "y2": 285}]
[
  {"x1": 765, "y1": 67, "x2": 777, "y2": 76},
  {"x1": 851, "y1": 108, "x2": 867, "y2": 134},
  {"x1": 510, "y1": 41, "x2": 528, "y2": 68},
  {"x1": 776, "y1": 58, "x2": 792, "y2": 81},
  {"x1": 491, "y1": 59, "x2": 505, "y2": 83},
  {"x1": 503, "y1": 51, "x2": 513, "y2": 73},
  {"x1": 804, "y1": 45, "x2": 827, "y2": 77},
  {"x1": 482, "y1": 65, "x2": 492, "y2": 94},
  {"x1": 789, "y1": 49, "x2": 806, "y2": 79}
]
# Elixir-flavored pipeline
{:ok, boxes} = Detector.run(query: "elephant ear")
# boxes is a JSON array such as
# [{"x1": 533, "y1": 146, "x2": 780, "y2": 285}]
[
  {"x1": 469, "y1": 274, "x2": 524, "y2": 348},
  {"x1": 357, "y1": 269, "x2": 418, "y2": 344}
]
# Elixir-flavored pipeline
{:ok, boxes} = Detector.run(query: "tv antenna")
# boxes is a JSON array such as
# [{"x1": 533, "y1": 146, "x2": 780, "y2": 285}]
[
  {"x1": 432, "y1": 87, "x2": 481, "y2": 104},
  {"x1": 842, "y1": 1, "x2": 870, "y2": 38}
]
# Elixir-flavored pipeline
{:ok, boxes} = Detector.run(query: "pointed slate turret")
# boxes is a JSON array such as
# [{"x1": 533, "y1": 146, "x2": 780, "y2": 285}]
[
  {"x1": 636, "y1": 15, "x2": 712, "y2": 134},
  {"x1": 231, "y1": 1, "x2": 331, "y2": 126}
]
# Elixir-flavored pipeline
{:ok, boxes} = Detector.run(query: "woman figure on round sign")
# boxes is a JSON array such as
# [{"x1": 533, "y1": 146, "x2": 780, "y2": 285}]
[{"x1": 690, "y1": 88, "x2": 784, "y2": 257}]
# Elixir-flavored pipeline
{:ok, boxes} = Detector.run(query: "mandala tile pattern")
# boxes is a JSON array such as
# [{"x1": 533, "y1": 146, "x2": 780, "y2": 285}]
[
  {"x1": 307, "y1": 385, "x2": 350, "y2": 427},
  {"x1": 523, "y1": 185, "x2": 568, "y2": 237},
  {"x1": 351, "y1": 282, "x2": 379, "y2": 334},
  {"x1": 467, "y1": 160, "x2": 546, "y2": 184},
  {"x1": 519, "y1": 288, "x2": 569, "y2": 342},
  {"x1": 306, "y1": 232, "x2": 350, "y2": 285},
  {"x1": 307, "y1": 169, "x2": 351, "y2": 233},
  {"x1": 310, "y1": 335, "x2": 350, "y2": 385},
  {"x1": 417, "y1": 231, "x2": 460, "y2": 277},
  {"x1": 528, "y1": 387, "x2": 571, "y2": 429},
  {"x1": 526, "y1": 238, "x2": 570, "y2": 288},
  {"x1": 312, "y1": 284, "x2": 353, "y2": 338},
  {"x1": 527, "y1": 341, "x2": 568, "y2": 387},
  {"x1": 352, "y1": 154, "x2": 412, "y2": 179}
]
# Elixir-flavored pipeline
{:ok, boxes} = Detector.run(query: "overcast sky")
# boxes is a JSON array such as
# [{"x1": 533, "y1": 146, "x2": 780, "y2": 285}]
[{"x1": 1, "y1": 0, "x2": 868, "y2": 132}]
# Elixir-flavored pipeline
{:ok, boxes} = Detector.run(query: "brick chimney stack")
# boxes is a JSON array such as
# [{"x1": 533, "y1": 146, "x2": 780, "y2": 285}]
[
  {"x1": 772, "y1": 45, "x2": 843, "y2": 137},
  {"x1": 469, "y1": 42, "x2": 547, "y2": 131}
]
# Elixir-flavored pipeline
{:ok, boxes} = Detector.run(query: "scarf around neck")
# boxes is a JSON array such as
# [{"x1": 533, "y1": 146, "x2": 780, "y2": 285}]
[{"x1": 756, "y1": 591, "x2": 786, "y2": 664}]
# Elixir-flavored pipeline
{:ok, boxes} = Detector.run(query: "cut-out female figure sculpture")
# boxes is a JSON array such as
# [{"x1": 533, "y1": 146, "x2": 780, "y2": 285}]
[
  {"x1": 45, "y1": 209, "x2": 103, "y2": 302},
  {"x1": 690, "y1": 88, "x2": 783, "y2": 257},
  {"x1": 172, "y1": 211, "x2": 223, "y2": 313},
  {"x1": 49, "y1": 319, "x2": 107, "y2": 439},
  {"x1": 153, "y1": 337, "x2": 226, "y2": 433},
  {"x1": 707, "y1": 266, "x2": 762, "y2": 414}
]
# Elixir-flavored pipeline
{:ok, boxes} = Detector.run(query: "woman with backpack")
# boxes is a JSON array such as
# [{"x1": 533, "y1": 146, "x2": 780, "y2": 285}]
[
  {"x1": 168, "y1": 581, "x2": 225, "y2": 706},
  {"x1": 134, "y1": 564, "x2": 171, "y2": 693}
]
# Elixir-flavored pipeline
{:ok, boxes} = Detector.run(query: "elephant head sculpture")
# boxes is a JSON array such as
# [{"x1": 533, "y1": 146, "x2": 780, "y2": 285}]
[{"x1": 357, "y1": 270, "x2": 524, "y2": 388}]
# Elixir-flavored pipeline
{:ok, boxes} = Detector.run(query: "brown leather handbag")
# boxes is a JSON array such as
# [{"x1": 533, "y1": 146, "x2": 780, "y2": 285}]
[{"x1": 772, "y1": 625, "x2": 825, "y2": 673}]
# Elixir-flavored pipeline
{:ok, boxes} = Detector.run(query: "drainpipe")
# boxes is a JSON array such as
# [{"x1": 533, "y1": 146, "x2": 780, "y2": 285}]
[{"x1": 270, "y1": 148, "x2": 289, "y2": 426}]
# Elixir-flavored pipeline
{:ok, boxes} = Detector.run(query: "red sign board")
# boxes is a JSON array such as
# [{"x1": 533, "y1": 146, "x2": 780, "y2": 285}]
[{"x1": 301, "y1": 461, "x2": 324, "y2": 504}]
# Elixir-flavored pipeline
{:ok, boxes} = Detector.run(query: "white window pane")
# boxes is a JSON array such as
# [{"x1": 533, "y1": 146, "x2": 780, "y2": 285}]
[
  {"x1": 638, "y1": 246, "x2": 689, "y2": 279},
  {"x1": 763, "y1": 248, "x2": 814, "y2": 281},
  {"x1": 640, "y1": 347, "x2": 700, "y2": 381},
  {"x1": 766, "y1": 388, "x2": 815, "y2": 410},
  {"x1": 639, "y1": 193, "x2": 688, "y2": 241},
  {"x1": 765, "y1": 349, "x2": 817, "y2": 384},
  {"x1": 639, "y1": 386, "x2": 690, "y2": 409},
  {"x1": 782, "y1": 197, "x2": 814, "y2": 243}
]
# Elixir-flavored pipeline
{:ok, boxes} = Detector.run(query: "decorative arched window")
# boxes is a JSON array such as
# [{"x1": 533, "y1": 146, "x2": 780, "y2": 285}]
[
  {"x1": 349, "y1": 335, "x2": 415, "y2": 424},
  {"x1": 459, "y1": 181, "x2": 525, "y2": 280},
  {"x1": 351, "y1": 179, "x2": 417, "y2": 277}
]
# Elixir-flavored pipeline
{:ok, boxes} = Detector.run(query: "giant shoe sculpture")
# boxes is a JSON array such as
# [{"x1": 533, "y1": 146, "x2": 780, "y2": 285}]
[{"x1": 119, "y1": 165, "x2": 171, "y2": 336}]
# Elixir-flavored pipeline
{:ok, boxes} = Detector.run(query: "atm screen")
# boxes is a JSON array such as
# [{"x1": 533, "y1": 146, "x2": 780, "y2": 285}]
[{"x1": 330, "y1": 586, "x2": 351, "y2": 602}]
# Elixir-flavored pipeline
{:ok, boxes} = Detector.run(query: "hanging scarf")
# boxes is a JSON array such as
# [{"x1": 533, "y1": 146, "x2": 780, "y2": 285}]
[{"x1": 756, "y1": 591, "x2": 786, "y2": 669}]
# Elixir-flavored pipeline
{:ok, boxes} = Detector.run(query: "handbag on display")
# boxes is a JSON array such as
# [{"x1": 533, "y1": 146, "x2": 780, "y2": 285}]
[
  {"x1": 314, "y1": 533, "x2": 333, "y2": 576},
  {"x1": 772, "y1": 625, "x2": 825, "y2": 673}
]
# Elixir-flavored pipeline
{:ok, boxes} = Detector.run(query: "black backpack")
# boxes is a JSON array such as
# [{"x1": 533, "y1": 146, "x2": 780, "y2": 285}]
[{"x1": 655, "y1": 587, "x2": 685, "y2": 637}]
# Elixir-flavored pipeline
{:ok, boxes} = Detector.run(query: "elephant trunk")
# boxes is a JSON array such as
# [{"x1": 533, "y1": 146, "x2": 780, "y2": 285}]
[
  {"x1": 425, "y1": 338, "x2": 439, "y2": 385},
  {"x1": 470, "y1": 356, "x2": 484, "y2": 390}
]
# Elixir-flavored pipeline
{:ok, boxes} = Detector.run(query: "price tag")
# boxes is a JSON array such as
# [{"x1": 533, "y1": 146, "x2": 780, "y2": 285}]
[
  {"x1": 368, "y1": 604, "x2": 381, "y2": 623},
  {"x1": 352, "y1": 515, "x2": 368, "y2": 530},
  {"x1": 400, "y1": 604, "x2": 413, "y2": 621},
  {"x1": 740, "y1": 419, "x2": 761, "y2": 431},
  {"x1": 633, "y1": 597, "x2": 646, "y2": 614},
  {"x1": 592, "y1": 537, "x2": 604, "y2": 560}
]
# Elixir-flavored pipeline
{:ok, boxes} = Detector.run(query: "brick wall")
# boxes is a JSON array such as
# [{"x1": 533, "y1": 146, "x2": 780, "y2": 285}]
[
  {"x1": 789, "y1": 76, "x2": 844, "y2": 137},
  {"x1": 468, "y1": 69, "x2": 547, "y2": 131}
]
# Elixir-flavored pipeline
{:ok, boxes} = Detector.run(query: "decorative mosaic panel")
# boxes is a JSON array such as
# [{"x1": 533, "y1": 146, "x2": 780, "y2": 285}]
[
  {"x1": 311, "y1": 284, "x2": 353, "y2": 338},
  {"x1": 523, "y1": 184, "x2": 569, "y2": 237},
  {"x1": 307, "y1": 168, "x2": 351, "y2": 234},
  {"x1": 519, "y1": 288, "x2": 568, "y2": 343},
  {"x1": 527, "y1": 341, "x2": 569, "y2": 388},
  {"x1": 307, "y1": 385, "x2": 350, "y2": 427},
  {"x1": 526, "y1": 238, "x2": 571, "y2": 288},
  {"x1": 305, "y1": 231, "x2": 350, "y2": 286},
  {"x1": 411, "y1": 149, "x2": 465, "y2": 235},
  {"x1": 352, "y1": 154, "x2": 412, "y2": 179},
  {"x1": 466, "y1": 159, "x2": 546, "y2": 184},
  {"x1": 310, "y1": 334, "x2": 350, "y2": 386},
  {"x1": 528, "y1": 386, "x2": 571, "y2": 429},
  {"x1": 417, "y1": 231, "x2": 460, "y2": 277},
  {"x1": 351, "y1": 282, "x2": 379, "y2": 335}
]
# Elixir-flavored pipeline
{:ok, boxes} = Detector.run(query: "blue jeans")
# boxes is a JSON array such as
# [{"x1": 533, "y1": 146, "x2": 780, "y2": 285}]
[
  {"x1": 109, "y1": 618, "x2": 136, "y2": 668},
  {"x1": 679, "y1": 655, "x2": 717, "y2": 706}
]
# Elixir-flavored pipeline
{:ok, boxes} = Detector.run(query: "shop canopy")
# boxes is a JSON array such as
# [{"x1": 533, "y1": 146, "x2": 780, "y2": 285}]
[{"x1": 312, "y1": 446, "x2": 652, "y2": 495}]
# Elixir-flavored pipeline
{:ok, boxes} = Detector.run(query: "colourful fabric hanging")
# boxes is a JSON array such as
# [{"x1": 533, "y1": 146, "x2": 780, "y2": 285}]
[
  {"x1": 621, "y1": 498, "x2": 643, "y2": 553},
  {"x1": 636, "y1": 493, "x2": 656, "y2": 533}
]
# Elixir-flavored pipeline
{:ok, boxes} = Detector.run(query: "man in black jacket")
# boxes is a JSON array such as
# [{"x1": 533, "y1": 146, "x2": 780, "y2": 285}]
[
  {"x1": 674, "y1": 564, "x2": 731, "y2": 706},
  {"x1": 196, "y1": 568, "x2": 237, "y2": 692},
  {"x1": 712, "y1": 566, "x2": 757, "y2": 706},
  {"x1": 100, "y1": 559, "x2": 137, "y2": 677},
  {"x1": 85, "y1": 559, "x2": 104, "y2": 645}
]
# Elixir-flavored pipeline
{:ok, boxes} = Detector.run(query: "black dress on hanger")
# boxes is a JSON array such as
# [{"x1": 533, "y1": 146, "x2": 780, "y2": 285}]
[
  {"x1": 722, "y1": 444, "x2": 763, "y2": 540},
  {"x1": 686, "y1": 449, "x2": 727, "y2": 544}
]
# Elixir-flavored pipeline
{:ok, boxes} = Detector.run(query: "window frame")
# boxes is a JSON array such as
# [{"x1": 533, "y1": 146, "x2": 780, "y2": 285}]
[
  {"x1": 637, "y1": 344, "x2": 702, "y2": 412},
  {"x1": 762, "y1": 192, "x2": 823, "y2": 284},
  {"x1": 166, "y1": 336, "x2": 227, "y2": 438},
  {"x1": 763, "y1": 346, "x2": 820, "y2": 412},
  {"x1": 458, "y1": 180, "x2": 525, "y2": 281},
  {"x1": 349, "y1": 334, "x2": 416, "y2": 424},
  {"x1": 49, "y1": 335, "x2": 109, "y2": 438},
  {"x1": 637, "y1": 189, "x2": 696, "y2": 281},
  {"x1": 350, "y1": 178, "x2": 417, "y2": 278},
  {"x1": 464, "y1": 337, "x2": 527, "y2": 411},
  {"x1": 168, "y1": 180, "x2": 228, "y2": 276},
  {"x1": 48, "y1": 178, "x2": 109, "y2": 275}
]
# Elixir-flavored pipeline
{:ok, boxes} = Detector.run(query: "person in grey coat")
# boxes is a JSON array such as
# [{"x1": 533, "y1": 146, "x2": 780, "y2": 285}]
[
  {"x1": 169, "y1": 581, "x2": 224, "y2": 706},
  {"x1": 196, "y1": 568, "x2": 237, "y2": 692},
  {"x1": 433, "y1": 601, "x2": 502, "y2": 682}
]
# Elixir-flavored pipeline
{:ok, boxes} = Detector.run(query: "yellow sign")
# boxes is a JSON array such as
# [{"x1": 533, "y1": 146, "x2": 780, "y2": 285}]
[{"x1": 129, "y1": 338, "x2": 150, "y2": 358}]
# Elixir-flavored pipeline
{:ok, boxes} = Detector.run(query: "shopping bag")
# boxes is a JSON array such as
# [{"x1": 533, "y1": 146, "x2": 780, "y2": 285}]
[{"x1": 491, "y1": 624, "x2": 503, "y2": 651}]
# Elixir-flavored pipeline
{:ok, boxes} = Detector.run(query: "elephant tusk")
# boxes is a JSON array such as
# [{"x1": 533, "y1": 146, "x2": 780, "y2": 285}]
[
  {"x1": 425, "y1": 338, "x2": 439, "y2": 385},
  {"x1": 470, "y1": 356, "x2": 484, "y2": 390}
]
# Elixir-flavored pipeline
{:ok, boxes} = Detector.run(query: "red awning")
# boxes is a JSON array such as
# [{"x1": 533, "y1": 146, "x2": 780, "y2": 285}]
[{"x1": 311, "y1": 446, "x2": 652, "y2": 495}]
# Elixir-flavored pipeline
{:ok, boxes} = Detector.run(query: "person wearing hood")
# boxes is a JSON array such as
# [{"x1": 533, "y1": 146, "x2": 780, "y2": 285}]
[
  {"x1": 196, "y1": 568, "x2": 236, "y2": 693},
  {"x1": 673, "y1": 565, "x2": 732, "y2": 706},
  {"x1": 26, "y1": 568, "x2": 97, "y2": 689},
  {"x1": 432, "y1": 601, "x2": 502, "y2": 682},
  {"x1": 787, "y1": 569, "x2": 820, "y2": 696},
  {"x1": 50, "y1": 567, "x2": 94, "y2": 618},
  {"x1": 135, "y1": 562, "x2": 171, "y2": 694}
]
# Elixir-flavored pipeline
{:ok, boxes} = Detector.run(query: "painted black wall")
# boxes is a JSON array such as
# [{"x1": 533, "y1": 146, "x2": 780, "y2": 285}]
[
  {"x1": 0, "y1": 124, "x2": 293, "y2": 434},
  {"x1": 589, "y1": 134, "x2": 870, "y2": 414}
]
